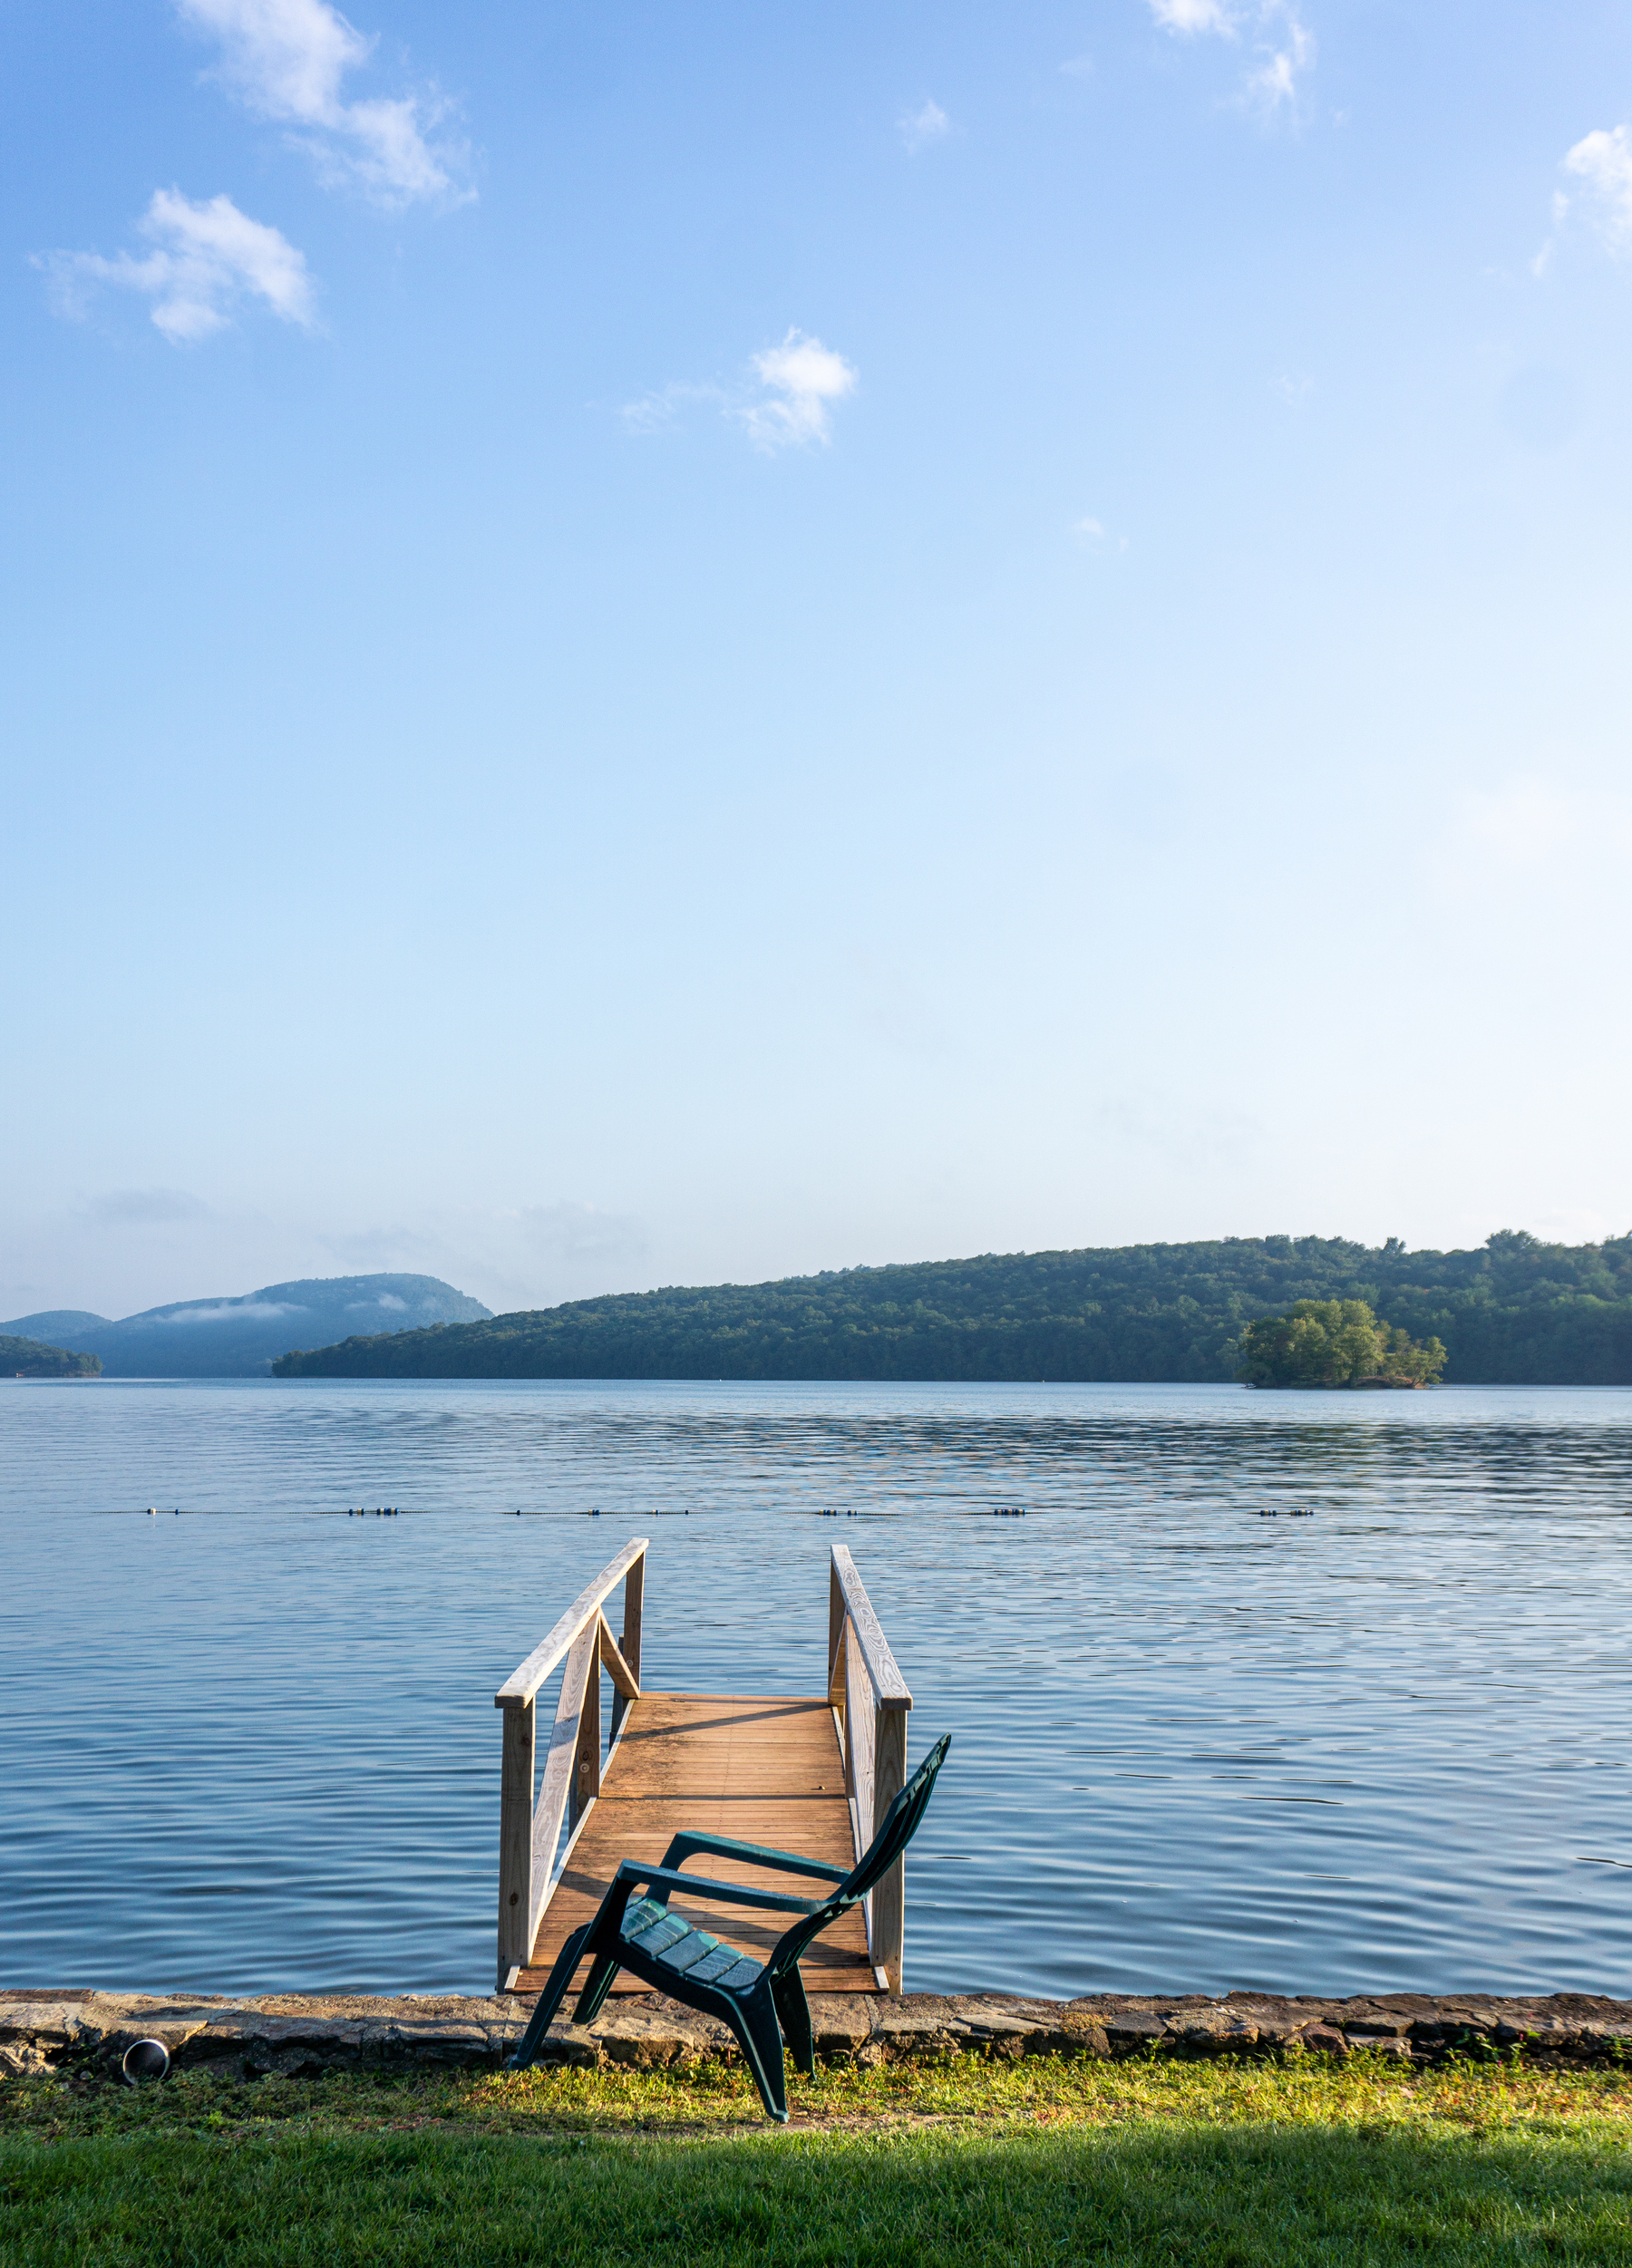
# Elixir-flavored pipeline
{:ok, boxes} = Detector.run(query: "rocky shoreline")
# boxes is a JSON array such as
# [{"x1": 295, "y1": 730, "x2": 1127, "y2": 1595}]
[{"x1": 5, "y1": 1987, "x2": 1631, "y2": 2082}]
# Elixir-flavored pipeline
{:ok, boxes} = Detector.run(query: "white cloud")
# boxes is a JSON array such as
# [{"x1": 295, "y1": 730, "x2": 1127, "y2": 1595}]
[
  {"x1": 1149, "y1": 0, "x2": 1233, "y2": 30},
  {"x1": 40, "y1": 189, "x2": 316, "y2": 343},
  {"x1": 1562, "y1": 124, "x2": 1632, "y2": 252},
  {"x1": 621, "y1": 332, "x2": 859, "y2": 452},
  {"x1": 176, "y1": 0, "x2": 467, "y2": 208},
  {"x1": 899, "y1": 96, "x2": 949, "y2": 151},
  {"x1": 740, "y1": 332, "x2": 859, "y2": 451},
  {"x1": 1145, "y1": 0, "x2": 1315, "y2": 111}
]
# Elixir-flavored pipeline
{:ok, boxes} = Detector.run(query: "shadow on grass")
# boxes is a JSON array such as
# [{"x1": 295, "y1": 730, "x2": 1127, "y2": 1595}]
[{"x1": 3, "y1": 2114, "x2": 1631, "y2": 2266}]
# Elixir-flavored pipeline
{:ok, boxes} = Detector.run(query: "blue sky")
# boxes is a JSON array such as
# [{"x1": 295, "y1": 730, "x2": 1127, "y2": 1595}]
[{"x1": 5, "y1": 0, "x2": 1631, "y2": 1319}]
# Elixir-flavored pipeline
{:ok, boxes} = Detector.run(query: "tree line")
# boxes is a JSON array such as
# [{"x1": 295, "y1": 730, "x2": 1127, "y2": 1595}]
[
  {"x1": 2, "y1": 1333, "x2": 102, "y2": 1378},
  {"x1": 271, "y1": 1230, "x2": 1632, "y2": 1384}
]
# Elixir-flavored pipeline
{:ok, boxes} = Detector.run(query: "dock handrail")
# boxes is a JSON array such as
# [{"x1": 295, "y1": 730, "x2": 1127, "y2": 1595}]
[
  {"x1": 827, "y1": 1545, "x2": 913, "y2": 1992},
  {"x1": 497, "y1": 1537, "x2": 648, "y2": 1708},
  {"x1": 494, "y1": 1537, "x2": 648, "y2": 1989}
]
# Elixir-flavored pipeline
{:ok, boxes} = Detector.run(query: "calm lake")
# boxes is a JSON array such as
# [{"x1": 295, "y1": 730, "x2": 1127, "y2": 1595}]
[{"x1": 3, "y1": 1378, "x2": 1629, "y2": 2001}]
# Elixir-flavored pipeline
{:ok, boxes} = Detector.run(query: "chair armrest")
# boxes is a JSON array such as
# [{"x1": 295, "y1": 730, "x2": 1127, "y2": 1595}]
[
  {"x1": 612, "y1": 1860, "x2": 823, "y2": 1915},
  {"x1": 659, "y1": 1829, "x2": 850, "y2": 1884}
]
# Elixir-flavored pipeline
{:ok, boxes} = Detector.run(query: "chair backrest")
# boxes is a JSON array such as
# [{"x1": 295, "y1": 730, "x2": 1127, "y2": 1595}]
[
  {"x1": 839, "y1": 1731, "x2": 951, "y2": 1906},
  {"x1": 766, "y1": 1731, "x2": 950, "y2": 1980}
]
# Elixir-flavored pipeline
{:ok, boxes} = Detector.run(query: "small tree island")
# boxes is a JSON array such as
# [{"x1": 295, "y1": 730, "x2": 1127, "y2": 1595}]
[{"x1": 1236, "y1": 1299, "x2": 1446, "y2": 1389}]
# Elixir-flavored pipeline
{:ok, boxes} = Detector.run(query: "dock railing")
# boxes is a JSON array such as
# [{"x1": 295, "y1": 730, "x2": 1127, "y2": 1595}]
[
  {"x1": 493, "y1": 1537, "x2": 647, "y2": 1991},
  {"x1": 827, "y1": 1544, "x2": 913, "y2": 1992}
]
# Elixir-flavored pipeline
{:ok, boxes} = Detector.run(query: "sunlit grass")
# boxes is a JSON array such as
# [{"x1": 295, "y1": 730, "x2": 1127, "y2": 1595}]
[{"x1": 5, "y1": 2051, "x2": 1631, "y2": 2263}]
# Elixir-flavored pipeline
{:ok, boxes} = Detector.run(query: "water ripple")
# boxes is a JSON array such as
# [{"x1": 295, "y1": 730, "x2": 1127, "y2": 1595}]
[{"x1": 2, "y1": 1378, "x2": 1629, "y2": 1999}]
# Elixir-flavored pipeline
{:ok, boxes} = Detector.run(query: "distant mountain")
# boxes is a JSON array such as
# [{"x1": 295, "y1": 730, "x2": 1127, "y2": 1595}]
[
  {"x1": 5, "y1": 1310, "x2": 112, "y2": 1342},
  {"x1": 2, "y1": 1275, "x2": 491, "y2": 1378},
  {"x1": 271, "y1": 1233, "x2": 1632, "y2": 1387}
]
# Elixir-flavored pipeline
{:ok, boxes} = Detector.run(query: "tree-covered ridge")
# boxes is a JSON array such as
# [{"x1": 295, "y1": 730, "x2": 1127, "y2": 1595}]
[
  {"x1": 2, "y1": 1333, "x2": 102, "y2": 1378},
  {"x1": 271, "y1": 1229, "x2": 1632, "y2": 1384},
  {"x1": 1237, "y1": 1300, "x2": 1447, "y2": 1388}
]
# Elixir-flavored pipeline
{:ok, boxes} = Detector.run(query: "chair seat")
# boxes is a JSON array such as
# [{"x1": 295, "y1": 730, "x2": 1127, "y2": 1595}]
[{"x1": 621, "y1": 1896, "x2": 763, "y2": 1992}]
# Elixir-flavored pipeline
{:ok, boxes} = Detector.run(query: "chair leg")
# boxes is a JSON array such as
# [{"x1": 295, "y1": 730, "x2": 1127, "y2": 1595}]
[
  {"x1": 724, "y1": 1986, "x2": 790, "y2": 2123},
  {"x1": 573, "y1": 1944, "x2": 624, "y2": 2027},
  {"x1": 771, "y1": 1966, "x2": 815, "y2": 2079},
  {"x1": 505, "y1": 1924, "x2": 593, "y2": 2070}
]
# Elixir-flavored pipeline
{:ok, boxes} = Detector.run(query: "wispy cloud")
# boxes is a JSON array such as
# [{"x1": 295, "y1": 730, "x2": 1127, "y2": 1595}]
[
  {"x1": 1457, "y1": 778, "x2": 1632, "y2": 871},
  {"x1": 1145, "y1": 0, "x2": 1315, "y2": 113},
  {"x1": 176, "y1": 0, "x2": 469, "y2": 209},
  {"x1": 618, "y1": 378, "x2": 724, "y2": 434},
  {"x1": 157, "y1": 1299, "x2": 302, "y2": 1323},
  {"x1": 1073, "y1": 515, "x2": 1129, "y2": 555},
  {"x1": 899, "y1": 96, "x2": 949, "y2": 152},
  {"x1": 321, "y1": 1200, "x2": 651, "y2": 1311},
  {"x1": 1248, "y1": 12, "x2": 1314, "y2": 110},
  {"x1": 80, "y1": 1187, "x2": 214, "y2": 1228},
  {"x1": 39, "y1": 189, "x2": 316, "y2": 343},
  {"x1": 625, "y1": 332, "x2": 859, "y2": 453}
]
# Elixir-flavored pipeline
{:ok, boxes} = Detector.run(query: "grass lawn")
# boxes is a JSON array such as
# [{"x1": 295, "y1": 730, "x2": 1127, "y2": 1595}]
[{"x1": 4, "y1": 2050, "x2": 1630, "y2": 2264}]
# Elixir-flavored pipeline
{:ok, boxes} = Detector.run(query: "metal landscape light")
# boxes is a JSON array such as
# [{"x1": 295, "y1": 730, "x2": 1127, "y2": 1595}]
[{"x1": 121, "y1": 2039, "x2": 170, "y2": 2085}]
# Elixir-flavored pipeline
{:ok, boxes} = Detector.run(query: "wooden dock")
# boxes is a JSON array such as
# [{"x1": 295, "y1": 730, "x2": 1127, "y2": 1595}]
[{"x1": 494, "y1": 1542, "x2": 912, "y2": 1997}]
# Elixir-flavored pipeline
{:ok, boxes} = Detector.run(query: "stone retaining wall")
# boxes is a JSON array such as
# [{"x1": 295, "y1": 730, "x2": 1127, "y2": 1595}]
[{"x1": 5, "y1": 1988, "x2": 1631, "y2": 2082}]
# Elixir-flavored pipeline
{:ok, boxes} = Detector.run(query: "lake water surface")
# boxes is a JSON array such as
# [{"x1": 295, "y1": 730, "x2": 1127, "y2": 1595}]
[{"x1": 3, "y1": 1378, "x2": 1629, "y2": 2001}]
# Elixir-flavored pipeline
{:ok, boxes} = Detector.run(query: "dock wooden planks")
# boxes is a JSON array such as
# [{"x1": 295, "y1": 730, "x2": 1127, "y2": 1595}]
[{"x1": 515, "y1": 1693, "x2": 879, "y2": 2000}]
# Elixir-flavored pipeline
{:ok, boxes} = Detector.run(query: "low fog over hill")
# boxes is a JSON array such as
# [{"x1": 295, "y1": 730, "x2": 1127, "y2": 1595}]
[{"x1": 3, "y1": 1275, "x2": 490, "y2": 1378}]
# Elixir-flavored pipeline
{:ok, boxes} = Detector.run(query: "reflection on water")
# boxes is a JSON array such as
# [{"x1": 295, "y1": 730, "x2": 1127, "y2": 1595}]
[{"x1": 3, "y1": 1379, "x2": 1629, "y2": 1999}]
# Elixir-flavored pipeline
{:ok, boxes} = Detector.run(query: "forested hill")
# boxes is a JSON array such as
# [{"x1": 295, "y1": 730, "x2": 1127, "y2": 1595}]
[
  {"x1": 271, "y1": 1232, "x2": 1632, "y2": 1385},
  {"x1": 2, "y1": 1333, "x2": 101, "y2": 1378}
]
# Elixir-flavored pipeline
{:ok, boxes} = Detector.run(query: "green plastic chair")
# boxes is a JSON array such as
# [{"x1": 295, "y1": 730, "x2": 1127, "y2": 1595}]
[{"x1": 506, "y1": 1731, "x2": 951, "y2": 2121}]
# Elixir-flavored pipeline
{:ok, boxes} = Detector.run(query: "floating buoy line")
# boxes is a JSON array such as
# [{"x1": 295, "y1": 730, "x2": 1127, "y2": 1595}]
[{"x1": 505, "y1": 1506, "x2": 693, "y2": 1517}]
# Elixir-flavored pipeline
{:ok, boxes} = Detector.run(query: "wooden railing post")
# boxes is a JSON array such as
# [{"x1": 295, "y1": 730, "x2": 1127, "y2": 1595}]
[
  {"x1": 497, "y1": 1696, "x2": 536, "y2": 1988},
  {"x1": 613, "y1": 1556, "x2": 644, "y2": 1739},
  {"x1": 571, "y1": 1623, "x2": 602, "y2": 1833},
  {"x1": 621, "y1": 1555, "x2": 644, "y2": 1682},
  {"x1": 870, "y1": 1701, "x2": 908, "y2": 1994}
]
